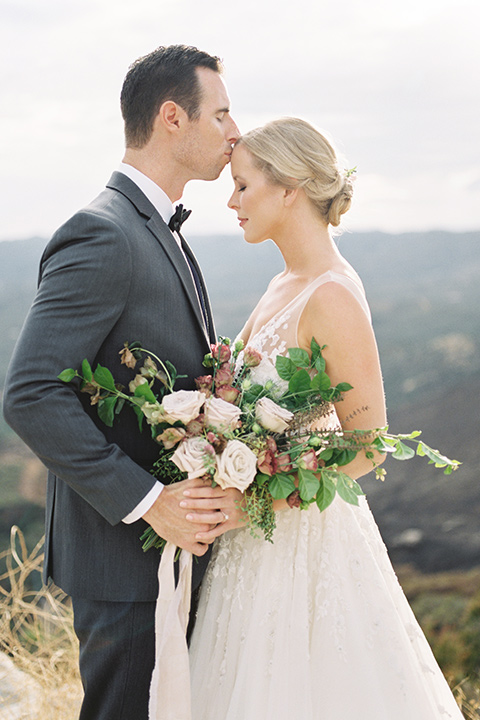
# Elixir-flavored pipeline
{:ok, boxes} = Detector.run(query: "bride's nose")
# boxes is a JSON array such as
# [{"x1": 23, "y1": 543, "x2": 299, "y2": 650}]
[{"x1": 227, "y1": 191, "x2": 238, "y2": 210}]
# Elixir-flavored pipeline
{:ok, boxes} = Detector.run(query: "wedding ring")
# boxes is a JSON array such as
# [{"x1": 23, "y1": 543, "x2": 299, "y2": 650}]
[{"x1": 220, "y1": 511, "x2": 229, "y2": 522}]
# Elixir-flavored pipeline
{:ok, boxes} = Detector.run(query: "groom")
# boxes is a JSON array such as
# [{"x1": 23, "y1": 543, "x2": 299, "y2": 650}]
[{"x1": 3, "y1": 45, "x2": 240, "y2": 719}]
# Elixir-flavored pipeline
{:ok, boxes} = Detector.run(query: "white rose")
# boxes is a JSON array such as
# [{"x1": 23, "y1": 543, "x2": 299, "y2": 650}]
[
  {"x1": 171, "y1": 437, "x2": 214, "y2": 479},
  {"x1": 214, "y1": 440, "x2": 257, "y2": 491},
  {"x1": 204, "y1": 396, "x2": 241, "y2": 433},
  {"x1": 161, "y1": 390, "x2": 206, "y2": 425},
  {"x1": 255, "y1": 397, "x2": 294, "y2": 433}
]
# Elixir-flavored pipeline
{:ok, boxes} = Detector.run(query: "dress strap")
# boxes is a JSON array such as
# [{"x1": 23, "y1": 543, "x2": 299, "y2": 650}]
[{"x1": 292, "y1": 271, "x2": 372, "y2": 346}]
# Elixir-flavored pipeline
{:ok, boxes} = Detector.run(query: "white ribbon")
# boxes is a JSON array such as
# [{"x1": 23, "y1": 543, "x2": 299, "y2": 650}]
[{"x1": 149, "y1": 542, "x2": 193, "y2": 720}]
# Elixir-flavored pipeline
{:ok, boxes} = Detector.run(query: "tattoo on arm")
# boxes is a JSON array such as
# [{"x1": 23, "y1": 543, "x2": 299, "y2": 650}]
[{"x1": 344, "y1": 405, "x2": 371, "y2": 424}]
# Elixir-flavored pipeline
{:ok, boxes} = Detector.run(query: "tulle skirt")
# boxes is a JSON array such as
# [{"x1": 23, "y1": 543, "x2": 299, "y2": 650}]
[{"x1": 189, "y1": 497, "x2": 463, "y2": 720}]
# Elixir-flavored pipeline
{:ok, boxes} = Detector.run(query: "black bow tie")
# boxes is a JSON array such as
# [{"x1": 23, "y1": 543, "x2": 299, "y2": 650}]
[{"x1": 168, "y1": 204, "x2": 192, "y2": 234}]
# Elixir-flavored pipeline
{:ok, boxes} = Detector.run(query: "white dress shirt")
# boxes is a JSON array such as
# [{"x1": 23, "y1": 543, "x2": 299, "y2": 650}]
[{"x1": 118, "y1": 163, "x2": 174, "y2": 524}]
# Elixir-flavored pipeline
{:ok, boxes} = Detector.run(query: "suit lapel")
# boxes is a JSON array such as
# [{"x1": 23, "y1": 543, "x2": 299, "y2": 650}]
[{"x1": 106, "y1": 172, "x2": 213, "y2": 346}]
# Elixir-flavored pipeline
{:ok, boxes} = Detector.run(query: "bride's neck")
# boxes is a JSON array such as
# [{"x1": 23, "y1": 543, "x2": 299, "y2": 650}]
[{"x1": 272, "y1": 211, "x2": 340, "y2": 277}]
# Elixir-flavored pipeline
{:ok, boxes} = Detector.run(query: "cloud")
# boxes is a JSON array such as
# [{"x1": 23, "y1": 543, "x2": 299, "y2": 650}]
[{"x1": 0, "y1": 0, "x2": 479, "y2": 239}]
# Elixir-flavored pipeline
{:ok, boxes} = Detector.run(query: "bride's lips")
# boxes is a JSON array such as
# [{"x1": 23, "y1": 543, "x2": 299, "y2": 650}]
[{"x1": 238, "y1": 218, "x2": 247, "y2": 227}]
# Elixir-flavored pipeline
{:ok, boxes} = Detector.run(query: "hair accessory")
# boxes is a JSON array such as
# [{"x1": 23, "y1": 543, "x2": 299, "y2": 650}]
[{"x1": 345, "y1": 166, "x2": 357, "y2": 179}]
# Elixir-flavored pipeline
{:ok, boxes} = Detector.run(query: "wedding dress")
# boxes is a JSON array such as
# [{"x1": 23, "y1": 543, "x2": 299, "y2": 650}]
[{"x1": 189, "y1": 271, "x2": 463, "y2": 720}]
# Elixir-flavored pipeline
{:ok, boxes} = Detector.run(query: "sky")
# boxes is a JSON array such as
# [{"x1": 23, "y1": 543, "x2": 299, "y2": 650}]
[{"x1": 1, "y1": 0, "x2": 479, "y2": 240}]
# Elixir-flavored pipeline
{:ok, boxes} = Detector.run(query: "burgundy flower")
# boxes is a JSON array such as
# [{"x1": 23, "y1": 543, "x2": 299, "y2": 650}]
[
  {"x1": 287, "y1": 489, "x2": 301, "y2": 508},
  {"x1": 211, "y1": 342, "x2": 231, "y2": 364},
  {"x1": 215, "y1": 363, "x2": 234, "y2": 387},
  {"x1": 243, "y1": 347, "x2": 262, "y2": 368},
  {"x1": 215, "y1": 385, "x2": 241, "y2": 404},
  {"x1": 299, "y1": 450, "x2": 319, "y2": 472},
  {"x1": 195, "y1": 375, "x2": 213, "y2": 397},
  {"x1": 257, "y1": 437, "x2": 279, "y2": 476},
  {"x1": 276, "y1": 451, "x2": 293, "y2": 474}
]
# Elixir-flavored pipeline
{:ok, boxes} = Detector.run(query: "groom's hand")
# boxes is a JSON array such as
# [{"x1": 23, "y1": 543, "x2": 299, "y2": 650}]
[
  {"x1": 142, "y1": 476, "x2": 217, "y2": 556},
  {"x1": 180, "y1": 482, "x2": 248, "y2": 543}
]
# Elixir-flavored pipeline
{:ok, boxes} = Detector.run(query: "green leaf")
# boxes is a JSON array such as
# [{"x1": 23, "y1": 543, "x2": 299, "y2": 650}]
[
  {"x1": 298, "y1": 467, "x2": 320, "y2": 502},
  {"x1": 134, "y1": 382, "x2": 157, "y2": 404},
  {"x1": 311, "y1": 371, "x2": 332, "y2": 392},
  {"x1": 288, "y1": 347, "x2": 310, "y2": 368},
  {"x1": 115, "y1": 397, "x2": 125, "y2": 415},
  {"x1": 132, "y1": 404, "x2": 145, "y2": 431},
  {"x1": 268, "y1": 473, "x2": 296, "y2": 499},
  {"x1": 416, "y1": 442, "x2": 453, "y2": 467},
  {"x1": 317, "y1": 448, "x2": 334, "y2": 463},
  {"x1": 93, "y1": 364, "x2": 116, "y2": 392},
  {"x1": 97, "y1": 396, "x2": 118, "y2": 427},
  {"x1": 288, "y1": 369, "x2": 311, "y2": 395},
  {"x1": 335, "y1": 382, "x2": 353, "y2": 393},
  {"x1": 392, "y1": 441, "x2": 415, "y2": 460},
  {"x1": 333, "y1": 449, "x2": 358, "y2": 466},
  {"x1": 81, "y1": 358, "x2": 93, "y2": 382},
  {"x1": 316, "y1": 475, "x2": 336, "y2": 511},
  {"x1": 336, "y1": 472, "x2": 360, "y2": 506},
  {"x1": 276, "y1": 355, "x2": 297, "y2": 381},
  {"x1": 58, "y1": 368, "x2": 76, "y2": 383},
  {"x1": 255, "y1": 472, "x2": 270, "y2": 488},
  {"x1": 310, "y1": 337, "x2": 323, "y2": 365}
]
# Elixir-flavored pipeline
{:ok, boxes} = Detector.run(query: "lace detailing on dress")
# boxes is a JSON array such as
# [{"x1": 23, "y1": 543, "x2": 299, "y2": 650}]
[
  {"x1": 241, "y1": 271, "x2": 371, "y2": 368},
  {"x1": 189, "y1": 271, "x2": 463, "y2": 720}
]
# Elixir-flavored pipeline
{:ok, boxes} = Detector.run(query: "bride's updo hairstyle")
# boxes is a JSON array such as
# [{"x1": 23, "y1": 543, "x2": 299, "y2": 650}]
[{"x1": 237, "y1": 118, "x2": 354, "y2": 227}]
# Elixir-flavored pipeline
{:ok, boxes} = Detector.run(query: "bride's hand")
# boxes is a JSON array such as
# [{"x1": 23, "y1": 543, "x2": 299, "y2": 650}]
[{"x1": 180, "y1": 481, "x2": 248, "y2": 542}]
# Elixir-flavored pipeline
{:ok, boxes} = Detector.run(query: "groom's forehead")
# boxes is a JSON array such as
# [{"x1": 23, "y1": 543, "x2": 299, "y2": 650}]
[{"x1": 196, "y1": 67, "x2": 230, "y2": 112}]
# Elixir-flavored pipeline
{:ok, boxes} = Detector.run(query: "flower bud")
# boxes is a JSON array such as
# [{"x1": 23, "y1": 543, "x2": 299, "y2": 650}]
[
  {"x1": 211, "y1": 342, "x2": 231, "y2": 364},
  {"x1": 215, "y1": 385, "x2": 241, "y2": 404},
  {"x1": 243, "y1": 347, "x2": 262, "y2": 368}
]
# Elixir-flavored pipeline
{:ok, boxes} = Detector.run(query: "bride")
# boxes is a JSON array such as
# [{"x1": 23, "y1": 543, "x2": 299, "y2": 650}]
[{"x1": 185, "y1": 118, "x2": 463, "y2": 719}]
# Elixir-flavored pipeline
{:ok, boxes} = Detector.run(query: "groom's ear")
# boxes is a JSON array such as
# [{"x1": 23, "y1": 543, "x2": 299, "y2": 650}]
[{"x1": 156, "y1": 101, "x2": 186, "y2": 133}]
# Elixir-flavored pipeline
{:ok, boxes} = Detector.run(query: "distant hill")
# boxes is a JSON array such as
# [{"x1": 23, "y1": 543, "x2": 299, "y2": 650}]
[{"x1": 0, "y1": 231, "x2": 478, "y2": 572}]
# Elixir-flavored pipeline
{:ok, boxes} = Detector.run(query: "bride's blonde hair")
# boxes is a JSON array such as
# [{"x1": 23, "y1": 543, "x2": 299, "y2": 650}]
[{"x1": 237, "y1": 117, "x2": 353, "y2": 227}]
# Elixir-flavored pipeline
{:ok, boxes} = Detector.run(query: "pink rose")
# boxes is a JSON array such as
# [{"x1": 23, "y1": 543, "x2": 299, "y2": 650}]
[
  {"x1": 161, "y1": 390, "x2": 206, "y2": 425},
  {"x1": 204, "y1": 396, "x2": 242, "y2": 432},
  {"x1": 171, "y1": 437, "x2": 215, "y2": 479},
  {"x1": 214, "y1": 440, "x2": 257, "y2": 492},
  {"x1": 255, "y1": 397, "x2": 294, "y2": 433}
]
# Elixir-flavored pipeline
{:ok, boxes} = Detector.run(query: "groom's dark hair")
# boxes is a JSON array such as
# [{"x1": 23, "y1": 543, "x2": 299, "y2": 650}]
[{"x1": 120, "y1": 44, "x2": 223, "y2": 148}]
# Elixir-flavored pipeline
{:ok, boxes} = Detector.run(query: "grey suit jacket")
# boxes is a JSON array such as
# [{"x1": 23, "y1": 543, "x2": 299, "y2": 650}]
[{"x1": 3, "y1": 172, "x2": 216, "y2": 600}]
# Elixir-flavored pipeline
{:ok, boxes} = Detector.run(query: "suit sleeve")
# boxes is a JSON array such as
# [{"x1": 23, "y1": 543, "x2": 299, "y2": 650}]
[{"x1": 2, "y1": 209, "x2": 158, "y2": 525}]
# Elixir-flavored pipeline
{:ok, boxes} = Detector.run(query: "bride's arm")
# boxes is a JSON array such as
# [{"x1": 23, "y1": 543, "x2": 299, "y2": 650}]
[{"x1": 298, "y1": 281, "x2": 387, "y2": 481}]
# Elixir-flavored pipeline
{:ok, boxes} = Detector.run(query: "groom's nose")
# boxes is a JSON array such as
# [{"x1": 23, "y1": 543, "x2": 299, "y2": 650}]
[{"x1": 226, "y1": 116, "x2": 240, "y2": 144}]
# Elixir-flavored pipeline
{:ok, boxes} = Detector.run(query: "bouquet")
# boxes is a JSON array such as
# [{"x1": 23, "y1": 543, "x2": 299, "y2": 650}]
[{"x1": 59, "y1": 337, "x2": 460, "y2": 549}]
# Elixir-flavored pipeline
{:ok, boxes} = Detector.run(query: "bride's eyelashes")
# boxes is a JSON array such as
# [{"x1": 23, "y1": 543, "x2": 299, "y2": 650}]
[{"x1": 238, "y1": 186, "x2": 246, "y2": 192}]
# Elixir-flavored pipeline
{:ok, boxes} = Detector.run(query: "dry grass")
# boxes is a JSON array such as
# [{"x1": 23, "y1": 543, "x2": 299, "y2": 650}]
[
  {"x1": 0, "y1": 529, "x2": 479, "y2": 719},
  {"x1": 0, "y1": 527, "x2": 82, "y2": 719}
]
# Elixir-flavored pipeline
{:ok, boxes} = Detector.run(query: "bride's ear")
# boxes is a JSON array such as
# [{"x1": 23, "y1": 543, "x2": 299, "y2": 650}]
[{"x1": 283, "y1": 187, "x2": 299, "y2": 207}]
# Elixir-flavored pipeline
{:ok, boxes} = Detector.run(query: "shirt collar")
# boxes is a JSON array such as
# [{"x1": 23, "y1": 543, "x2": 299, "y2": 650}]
[{"x1": 118, "y1": 162, "x2": 176, "y2": 224}]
